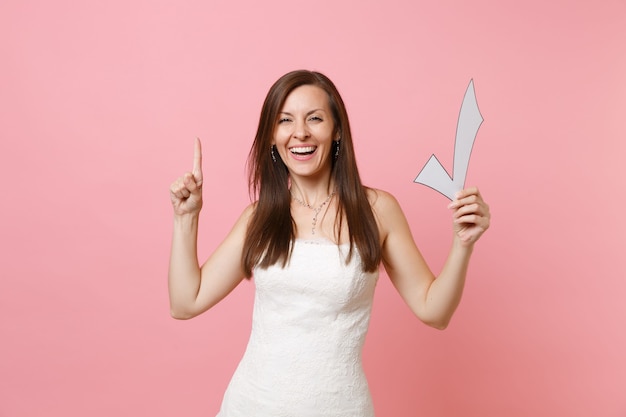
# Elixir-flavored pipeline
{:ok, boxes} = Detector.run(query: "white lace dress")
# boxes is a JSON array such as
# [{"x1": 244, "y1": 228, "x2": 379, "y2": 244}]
[{"x1": 216, "y1": 239, "x2": 379, "y2": 417}]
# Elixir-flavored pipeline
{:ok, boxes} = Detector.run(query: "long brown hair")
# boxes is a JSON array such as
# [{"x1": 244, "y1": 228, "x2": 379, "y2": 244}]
[{"x1": 242, "y1": 70, "x2": 381, "y2": 277}]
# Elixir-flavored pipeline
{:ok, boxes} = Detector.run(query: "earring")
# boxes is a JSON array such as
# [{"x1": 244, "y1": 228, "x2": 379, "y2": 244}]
[
  {"x1": 271, "y1": 145, "x2": 277, "y2": 163},
  {"x1": 334, "y1": 140, "x2": 341, "y2": 160}
]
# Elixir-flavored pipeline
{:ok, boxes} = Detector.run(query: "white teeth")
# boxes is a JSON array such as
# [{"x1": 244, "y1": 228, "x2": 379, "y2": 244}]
[{"x1": 290, "y1": 146, "x2": 316, "y2": 154}]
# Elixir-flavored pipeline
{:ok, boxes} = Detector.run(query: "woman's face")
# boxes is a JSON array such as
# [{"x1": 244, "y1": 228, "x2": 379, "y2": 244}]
[{"x1": 272, "y1": 84, "x2": 339, "y2": 181}]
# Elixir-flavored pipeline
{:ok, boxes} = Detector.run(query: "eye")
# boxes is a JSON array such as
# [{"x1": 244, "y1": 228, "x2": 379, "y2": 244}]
[
  {"x1": 278, "y1": 117, "x2": 292, "y2": 124},
  {"x1": 308, "y1": 116, "x2": 323, "y2": 122}
]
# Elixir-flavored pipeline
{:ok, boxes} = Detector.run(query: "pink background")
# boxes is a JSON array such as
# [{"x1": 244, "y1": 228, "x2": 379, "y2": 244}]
[{"x1": 1, "y1": 1, "x2": 625, "y2": 416}]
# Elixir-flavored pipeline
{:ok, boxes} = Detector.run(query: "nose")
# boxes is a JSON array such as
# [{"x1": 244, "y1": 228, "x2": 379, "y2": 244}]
[{"x1": 293, "y1": 119, "x2": 310, "y2": 140}]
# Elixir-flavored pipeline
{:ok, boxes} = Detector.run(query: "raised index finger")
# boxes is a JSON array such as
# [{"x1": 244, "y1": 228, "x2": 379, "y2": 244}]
[{"x1": 193, "y1": 137, "x2": 203, "y2": 186}]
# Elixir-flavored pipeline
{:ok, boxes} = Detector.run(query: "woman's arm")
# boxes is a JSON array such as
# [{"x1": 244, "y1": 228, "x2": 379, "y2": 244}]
[
  {"x1": 168, "y1": 139, "x2": 250, "y2": 319},
  {"x1": 375, "y1": 187, "x2": 490, "y2": 329}
]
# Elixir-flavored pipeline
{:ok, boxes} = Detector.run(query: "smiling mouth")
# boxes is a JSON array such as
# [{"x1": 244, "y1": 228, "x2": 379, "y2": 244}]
[{"x1": 290, "y1": 146, "x2": 317, "y2": 155}]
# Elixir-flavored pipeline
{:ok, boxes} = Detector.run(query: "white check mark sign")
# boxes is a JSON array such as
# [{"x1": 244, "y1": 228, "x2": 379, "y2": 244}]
[{"x1": 414, "y1": 80, "x2": 483, "y2": 200}]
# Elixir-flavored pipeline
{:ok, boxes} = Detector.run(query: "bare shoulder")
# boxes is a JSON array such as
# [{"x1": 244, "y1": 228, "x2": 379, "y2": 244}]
[
  {"x1": 365, "y1": 188, "x2": 407, "y2": 241},
  {"x1": 237, "y1": 202, "x2": 257, "y2": 228},
  {"x1": 223, "y1": 202, "x2": 257, "y2": 241},
  {"x1": 241, "y1": 201, "x2": 257, "y2": 220},
  {"x1": 366, "y1": 187, "x2": 402, "y2": 215}
]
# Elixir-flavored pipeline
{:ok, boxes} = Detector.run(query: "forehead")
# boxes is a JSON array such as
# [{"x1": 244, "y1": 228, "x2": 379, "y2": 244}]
[{"x1": 281, "y1": 84, "x2": 330, "y2": 111}]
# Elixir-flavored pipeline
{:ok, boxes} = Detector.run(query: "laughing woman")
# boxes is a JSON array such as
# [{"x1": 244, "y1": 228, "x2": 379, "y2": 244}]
[{"x1": 168, "y1": 70, "x2": 490, "y2": 416}]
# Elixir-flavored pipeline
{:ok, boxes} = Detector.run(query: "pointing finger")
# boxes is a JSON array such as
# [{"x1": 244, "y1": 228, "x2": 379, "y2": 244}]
[{"x1": 193, "y1": 137, "x2": 203, "y2": 187}]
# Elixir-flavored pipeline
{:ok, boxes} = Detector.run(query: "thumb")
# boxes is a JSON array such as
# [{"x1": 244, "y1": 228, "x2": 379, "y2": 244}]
[{"x1": 183, "y1": 172, "x2": 201, "y2": 193}]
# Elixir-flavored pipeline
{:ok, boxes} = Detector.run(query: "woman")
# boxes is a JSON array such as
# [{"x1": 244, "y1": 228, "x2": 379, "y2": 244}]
[{"x1": 169, "y1": 70, "x2": 490, "y2": 416}]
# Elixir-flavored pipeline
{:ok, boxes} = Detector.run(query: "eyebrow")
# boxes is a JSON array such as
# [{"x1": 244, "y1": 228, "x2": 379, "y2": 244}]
[{"x1": 279, "y1": 109, "x2": 326, "y2": 116}]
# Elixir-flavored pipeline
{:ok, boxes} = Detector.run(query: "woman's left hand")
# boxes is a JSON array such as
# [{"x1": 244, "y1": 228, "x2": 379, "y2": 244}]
[{"x1": 448, "y1": 187, "x2": 491, "y2": 245}]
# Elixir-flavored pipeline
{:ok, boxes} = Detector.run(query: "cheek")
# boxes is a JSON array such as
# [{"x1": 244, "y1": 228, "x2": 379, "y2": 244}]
[{"x1": 273, "y1": 127, "x2": 290, "y2": 144}]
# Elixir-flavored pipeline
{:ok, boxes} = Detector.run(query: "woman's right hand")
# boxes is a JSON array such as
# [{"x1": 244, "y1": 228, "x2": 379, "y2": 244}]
[{"x1": 170, "y1": 138, "x2": 203, "y2": 216}]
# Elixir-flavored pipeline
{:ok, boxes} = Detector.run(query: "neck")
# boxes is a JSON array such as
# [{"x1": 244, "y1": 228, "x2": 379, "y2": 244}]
[{"x1": 289, "y1": 177, "x2": 335, "y2": 207}]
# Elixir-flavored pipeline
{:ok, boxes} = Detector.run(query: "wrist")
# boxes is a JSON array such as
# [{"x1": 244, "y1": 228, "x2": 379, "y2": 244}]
[
  {"x1": 173, "y1": 211, "x2": 200, "y2": 229},
  {"x1": 452, "y1": 234, "x2": 475, "y2": 253}
]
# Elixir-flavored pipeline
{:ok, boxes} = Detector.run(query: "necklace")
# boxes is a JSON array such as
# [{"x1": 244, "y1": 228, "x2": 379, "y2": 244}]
[{"x1": 292, "y1": 191, "x2": 336, "y2": 235}]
